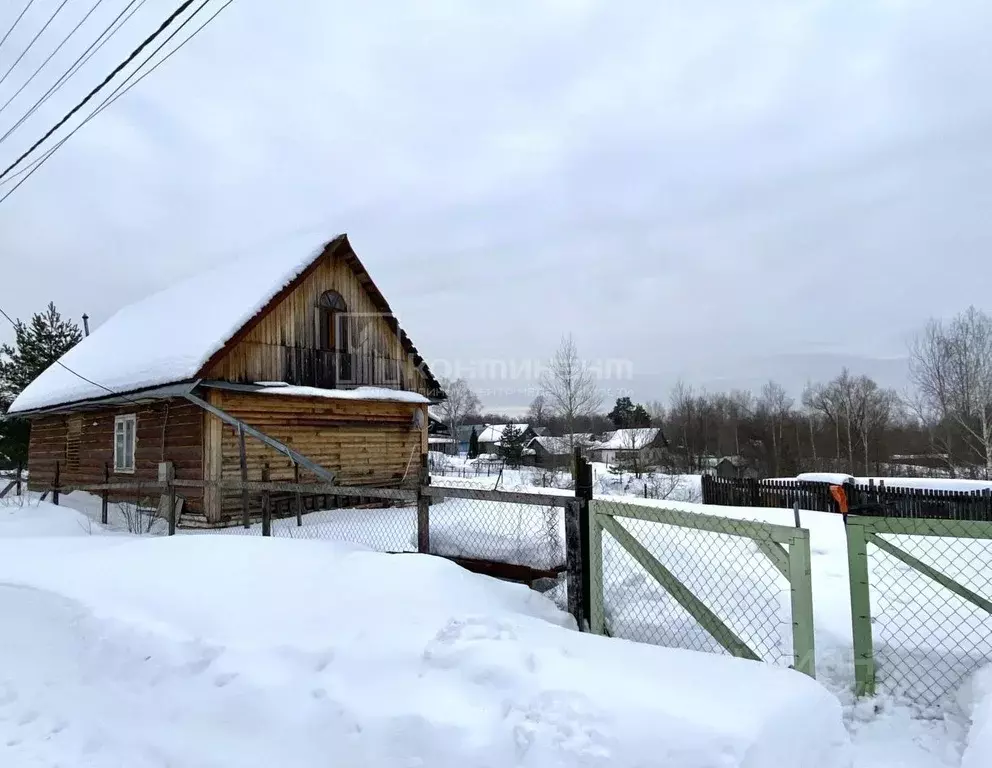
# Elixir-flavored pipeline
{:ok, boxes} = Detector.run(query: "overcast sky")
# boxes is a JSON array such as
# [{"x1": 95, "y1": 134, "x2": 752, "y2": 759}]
[{"x1": 2, "y1": 0, "x2": 990, "y2": 409}]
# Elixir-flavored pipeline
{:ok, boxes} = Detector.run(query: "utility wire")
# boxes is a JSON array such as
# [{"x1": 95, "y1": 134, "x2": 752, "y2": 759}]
[
  {"x1": 0, "y1": 0, "x2": 233, "y2": 203},
  {"x1": 90, "y1": 0, "x2": 215, "y2": 117},
  {"x1": 0, "y1": 0, "x2": 73, "y2": 90},
  {"x1": 0, "y1": 0, "x2": 109, "y2": 121},
  {"x1": 0, "y1": 0, "x2": 147, "y2": 147},
  {"x1": 0, "y1": 0, "x2": 39, "y2": 56},
  {"x1": 0, "y1": 304, "x2": 143, "y2": 405},
  {"x1": 0, "y1": 0, "x2": 199, "y2": 183}
]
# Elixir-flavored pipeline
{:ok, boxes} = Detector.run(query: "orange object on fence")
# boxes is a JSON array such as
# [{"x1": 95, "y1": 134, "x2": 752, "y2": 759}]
[{"x1": 829, "y1": 484, "x2": 849, "y2": 515}]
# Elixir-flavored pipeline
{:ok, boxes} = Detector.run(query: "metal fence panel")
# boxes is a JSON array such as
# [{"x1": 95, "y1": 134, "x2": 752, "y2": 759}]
[
  {"x1": 847, "y1": 515, "x2": 992, "y2": 711},
  {"x1": 589, "y1": 499, "x2": 815, "y2": 676}
]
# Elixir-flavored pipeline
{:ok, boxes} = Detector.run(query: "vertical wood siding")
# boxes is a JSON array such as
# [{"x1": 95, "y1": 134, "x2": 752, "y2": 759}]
[{"x1": 204, "y1": 252, "x2": 431, "y2": 394}]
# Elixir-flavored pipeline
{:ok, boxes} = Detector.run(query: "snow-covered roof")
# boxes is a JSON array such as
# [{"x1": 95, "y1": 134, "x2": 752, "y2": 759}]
[
  {"x1": 477, "y1": 424, "x2": 530, "y2": 444},
  {"x1": 251, "y1": 384, "x2": 429, "y2": 404},
  {"x1": 9, "y1": 235, "x2": 439, "y2": 414},
  {"x1": 589, "y1": 428, "x2": 662, "y2": 451},
  {"x1": 529, "y1": 434, "x2": 594, "y2": 455}
]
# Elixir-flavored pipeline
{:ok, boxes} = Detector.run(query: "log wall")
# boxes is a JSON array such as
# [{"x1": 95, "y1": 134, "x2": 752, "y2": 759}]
[
  {"x1": 202, "y1": 389, "x2": 426, "y2": 522},
  {"x1": 27, "y1": 399, "x2": 204, "y2": 509}
]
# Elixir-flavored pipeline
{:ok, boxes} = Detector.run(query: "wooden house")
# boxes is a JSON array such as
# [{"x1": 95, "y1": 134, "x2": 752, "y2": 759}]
[
  {"x1": 586, "y1": 428, "x2": 668, "y2": 467},
  {"x1": 526, "y1": 434, "x2": 593, "y2": 468},
  {"x1": 476, "y1": 424, "x2": 538, "y2": 456},
  {"x1": 8, "y1": 234, "x2": 445, "y2": 525}
]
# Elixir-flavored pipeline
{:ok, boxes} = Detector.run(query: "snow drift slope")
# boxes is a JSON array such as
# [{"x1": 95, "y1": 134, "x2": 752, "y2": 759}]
[{"x1": 0, "y1": 505, "x2": 851, "y2": 767}]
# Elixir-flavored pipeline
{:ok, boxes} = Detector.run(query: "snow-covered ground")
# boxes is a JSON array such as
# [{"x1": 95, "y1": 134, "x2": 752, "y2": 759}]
[
  {"x1": 6, "y1": 458, "x2": 991, "y2": 766},
  {"x1": 0, "y1": 498, "x2": 851, "y2": 768}
]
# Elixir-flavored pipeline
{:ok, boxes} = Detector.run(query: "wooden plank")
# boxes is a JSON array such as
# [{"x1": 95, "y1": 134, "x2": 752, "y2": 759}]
[
  {"x1": 867, "y1": 532, "x2": 992, "y2": 615},
  {"x1": 593, "y1": 499, "x2": 804, "y2": 544},
  {"x1": 755, "y1": 540, "x2": 791, "y2": 580},
  {"x1": 237, "y1": 423, "x2": 251, "y2": 528},
  {"x1": 424, "y1": 485, "x2": 571, "y2": 507}
]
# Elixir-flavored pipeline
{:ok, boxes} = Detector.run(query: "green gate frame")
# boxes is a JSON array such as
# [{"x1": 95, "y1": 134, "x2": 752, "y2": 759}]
[
  {"x1": 845, "y1": 515, "x2": 992, "y2": 697},
  {"x1": 589, "y1": 500, "x2": 816, "y2": 677}
]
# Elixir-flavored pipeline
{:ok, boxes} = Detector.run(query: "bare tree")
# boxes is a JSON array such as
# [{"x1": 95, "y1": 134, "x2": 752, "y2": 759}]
[
  {"x1": 645, "y1": 399, "x2": 667, "y2": 426},
  {"x1": 758, "y1": 380, "x2": 793, "y2": 476},
  {"x1": 435, "y1": 378, "x2": 482, "y2": 451},
  {"x1": 910, "y1": 307, "x2": 992, "y2": 476},
  {"x1": 527, "y1": 394, "x2": 550, "y2": 426},
  {"x1": 540, "y1": 335, "x2": 602, "y2": 457}
]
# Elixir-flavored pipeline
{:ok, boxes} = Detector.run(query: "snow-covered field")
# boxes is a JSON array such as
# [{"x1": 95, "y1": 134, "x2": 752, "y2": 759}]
[
  {"x1": 0, "y1": 498, "x2": 852, "y2": 768},
  {"x1": 5, "y1": 460, "x2": 992, "y2": 766}
]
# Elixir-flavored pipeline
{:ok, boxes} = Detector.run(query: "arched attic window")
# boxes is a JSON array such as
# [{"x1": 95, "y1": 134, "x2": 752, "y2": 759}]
[{"x1": 317, "y1": 290, "x2": 348, "y2": 352}]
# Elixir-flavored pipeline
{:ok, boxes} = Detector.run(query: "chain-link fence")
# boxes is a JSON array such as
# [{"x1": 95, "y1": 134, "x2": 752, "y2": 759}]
[
  {"x1": 423, "y1": 487, "x2": 570, "y2": 572},
  {"x1": 846, "y1": 516, "x2": 992, "y2": 712},
  {"x1": 588, "y1": 499, "x2": 815, "y2": 676}
]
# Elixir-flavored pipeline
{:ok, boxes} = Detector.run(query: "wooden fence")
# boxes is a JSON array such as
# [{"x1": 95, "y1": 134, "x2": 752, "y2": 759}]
[{"x1": 701, "y1": 475, "x2": 992, "y2": 521}]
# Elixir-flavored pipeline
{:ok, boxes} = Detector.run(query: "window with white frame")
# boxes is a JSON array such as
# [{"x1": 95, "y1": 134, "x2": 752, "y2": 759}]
[{"x1": 114, "y1": 414, "x2": 136, "y2": 473}]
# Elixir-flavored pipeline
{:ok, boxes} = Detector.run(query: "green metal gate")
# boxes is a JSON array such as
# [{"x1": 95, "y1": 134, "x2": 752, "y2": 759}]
[
  {"x1": 588, "y1": 500, "x2": 816, "y2": 677},
  {"x1": 846, "y1": 515, "x2": 992, "y2": 709}
]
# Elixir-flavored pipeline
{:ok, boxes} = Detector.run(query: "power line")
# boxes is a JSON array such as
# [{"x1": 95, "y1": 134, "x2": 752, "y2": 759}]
[
  {"x1": 0, "y1": 0, "x2": 74, "y2": 90},
  {"x1": 0, "y1": 0, "x2": 39, "y2": 56},
  {"x1": 92, "y1": 0, "x2": 222, "y2": 117},
  {"x1": 0, "y1": 0, "x2": 109, "y2": 121},
  {"x1": 0, "y1": 0, "x2": 148, "y2": 147},
  {"x1": 0, "y1": 304, "x2": 142, "y2": 405},
  {"x1": 0, "y1": 0, "x2": 233, "y2": 203},
  {"x1": 0, "y1": 0, "x2": 199, "y2": 183}
]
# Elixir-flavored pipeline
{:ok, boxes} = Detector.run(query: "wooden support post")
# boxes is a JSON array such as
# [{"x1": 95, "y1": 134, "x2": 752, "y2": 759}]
[
  {"x1": 294, "y1": 463, "x2": 303, "y2": 527},
  {"x1": 238, "y1": 423, "x2": 250, "y2": 529},
  {"x1": 167, "y1": 465, "x2": 177, "y2": 537},
  {"x1": 261, "y1": 463, "x2": 271, "y2": 537},
  {"x1": 846, "y1": 518, "x2": 876, "y2": 696},
  {"x1": 15, "y1": 462, "x2": 22, "y2": 496},
  {"x1": 574, "y1": 449, "x2": 594, "y2": 625},
  {"x1": 417, "y1": 454, "x2": 430, "y2": 553},
  {"x1": 53, "y1": 460, "x2": 60, "y2": 505},
  {"x1": 565, "y1": 499, "x2": 585, "y2": 628},
  {"x1": 101, "y1": 464, "x2": 109, "y2": 525}
]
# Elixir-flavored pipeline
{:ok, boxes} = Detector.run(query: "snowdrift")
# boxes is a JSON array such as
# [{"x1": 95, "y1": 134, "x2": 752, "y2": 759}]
[{"x1": 0, "y1": 503, "x2": 851, "y2": 767}]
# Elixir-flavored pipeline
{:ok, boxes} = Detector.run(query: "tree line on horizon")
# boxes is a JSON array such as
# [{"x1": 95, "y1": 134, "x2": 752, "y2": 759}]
[{"x1": 439, "y1": 306, "x2": 992, "y2": 480}]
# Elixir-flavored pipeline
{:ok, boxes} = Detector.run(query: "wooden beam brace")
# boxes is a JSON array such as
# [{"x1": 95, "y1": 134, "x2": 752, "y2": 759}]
[
  {"x1": 867, "y1": 532, "x2": 992, "y2": 615},
  {"x1": 599, "y1": 515, "x2": 761, "y2": 662},
  {"x1": 184, "y1": 392, "x2": 336, "y2": 483}
]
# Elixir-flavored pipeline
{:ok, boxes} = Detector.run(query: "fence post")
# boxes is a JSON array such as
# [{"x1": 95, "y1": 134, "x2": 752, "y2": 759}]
[
  {"x1": 749, "y1": 477, "x2": 760, "y2": 507},
  {"x1": 101, "y1": 463, "x2": 109, "y2": 525},
  {"x1": 52, "y1": 460, "x2": 60, "y2": 505},
  {"x1": 788, "y1": 530, "x2": 816, "y2": 677},
  {"x1": 417, "y1": 453, "x2": 430, "y2": 553},
  {"x1": 845, "y1": 517, "x2": 876, "y2": 696},
  {"x1": 15, "y1": 461, "x2": 22, "y2": 496},
  {"x1": 564, "y1": 499, "x2": 585, "y2": 628},
  {"x1": 574, "y1": 449, "x2": 594, "y2": 625},
  {"x1": 261, "y1": 463, "x2": 271, "y2": 537},
  {"x1": 238, "y1": 423, "x2": 250, "y2": 529},
  {"x1": 166, "y1": 462, "x2": 176, "y2": 536},
  {"x1": 586, "y1": 491, "x2": 605, "y2": 635},
  {"x1": 294, "y1": 462, "x2": 303, "y2": 527}
]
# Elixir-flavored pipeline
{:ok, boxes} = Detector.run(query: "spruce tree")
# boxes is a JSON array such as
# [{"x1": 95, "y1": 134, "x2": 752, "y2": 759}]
[
  {"x1": 468, "y1": 427, "x2": 480, "y2": 459},
  {"x1": 497, "y1": 424, "x2": 527, "y2": 466},
  {"x1": 0, "y1": 303, "x2": 83, "y2": 467}
]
